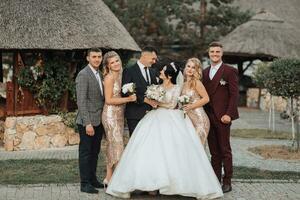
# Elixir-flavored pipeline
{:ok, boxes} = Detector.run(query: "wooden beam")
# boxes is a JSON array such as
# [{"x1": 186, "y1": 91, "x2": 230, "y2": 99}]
[{"x1": 0, "y1": 51, "x2": 2, "y2": 82}]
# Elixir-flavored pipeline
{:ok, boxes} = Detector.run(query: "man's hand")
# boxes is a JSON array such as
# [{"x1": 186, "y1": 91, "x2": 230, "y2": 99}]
[
  {"x1": 221, "y1": 115, "x2": 231, "y2": 124},
  {"x1": 86, "y1": 124, "x2": 95, "y2": 136}
]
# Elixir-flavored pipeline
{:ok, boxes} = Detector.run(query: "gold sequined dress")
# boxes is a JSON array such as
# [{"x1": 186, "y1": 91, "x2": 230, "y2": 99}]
[
  {"x1": 181, "y1": 87, "x2": 210, "y2": 144},
  {"x1": 102, "y1": 79, "x2": 124, "y2": 167}
]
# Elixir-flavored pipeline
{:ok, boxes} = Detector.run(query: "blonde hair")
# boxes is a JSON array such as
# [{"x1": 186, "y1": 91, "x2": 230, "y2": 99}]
[
  {"x1": 102, "y1": 51, "x2": 122, "y2": 76},
  {"x1": 185, "y1": 57, "x2": 202, "y2": 89}
]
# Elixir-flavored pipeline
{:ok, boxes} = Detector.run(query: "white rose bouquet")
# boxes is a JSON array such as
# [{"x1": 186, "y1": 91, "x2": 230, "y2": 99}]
[
  {"x1": 145, "y1": 84, "x2": 166, "y2": 102},
  {"x1": 122, "y1": 83, "x2": 136, "y2": 95},
  {"x1": 178, "y1": 95, "x2": 190, "y2": 118}
]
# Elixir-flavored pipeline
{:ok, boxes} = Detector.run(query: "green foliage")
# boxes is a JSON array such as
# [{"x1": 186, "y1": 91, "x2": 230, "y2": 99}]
[
  {"x1": 266, "y1": 58, "x2": 300, "y2": 98},
  {"x1": 59, "y1": 111, "x2": 78, "y2": 132},
  {"x1": 103, "y1": 0, "x2": 252, "y2": 58},
  {"x1": 206, "y1": 5, "x2": 253, "y2": 38},
  {"x1": 253, "y1": 59, "x2": 300, "y2": 99},
  {"x1": 252, "y1": 62, "x2": 271, "y2": 88},
  {"x1": 17, "y1": 67, "x2": 37, "y2": 90},
  {"x1": 17, "y1": 59, "x2": 76, "y2": 113}
]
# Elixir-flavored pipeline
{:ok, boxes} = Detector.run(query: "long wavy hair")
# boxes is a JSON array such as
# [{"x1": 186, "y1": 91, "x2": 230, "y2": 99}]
[
  {"x1": 102, "y1": 51, "x2": 122, "y2": 77},
  {"x1": 184, "y1": 57, "x2": 202, "y2": 89}
]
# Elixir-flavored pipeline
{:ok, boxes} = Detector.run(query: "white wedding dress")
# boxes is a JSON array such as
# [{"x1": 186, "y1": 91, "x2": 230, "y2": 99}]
[{"x1": 106, "y1": 85, "x2": 223, "y2": 199}]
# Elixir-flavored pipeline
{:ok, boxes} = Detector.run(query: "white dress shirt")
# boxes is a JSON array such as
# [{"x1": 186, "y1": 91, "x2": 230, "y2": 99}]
[
  {"x1": 137, "y1": 60, "x2": 151, "y2": 84},
  {"x1": 209, "y1": 62, "x2": 223, "y2": 80},
  {"x1": 89, "y1": 65, "x2": 104, "y2": 95}
]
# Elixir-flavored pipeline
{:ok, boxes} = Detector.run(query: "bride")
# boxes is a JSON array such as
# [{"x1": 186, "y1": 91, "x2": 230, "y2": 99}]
[{"x1": 106, "y1": 62, "x2": 223, "y2": 199}]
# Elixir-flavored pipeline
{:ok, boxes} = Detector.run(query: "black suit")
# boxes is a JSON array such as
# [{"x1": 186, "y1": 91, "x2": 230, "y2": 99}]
[{"x1": 122, "y1": 63, "x2": 158, "y2": 135}]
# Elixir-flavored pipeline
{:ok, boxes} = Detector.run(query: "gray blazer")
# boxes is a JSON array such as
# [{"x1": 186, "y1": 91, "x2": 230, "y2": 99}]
[{"x1": 75, "y1": 65, "x2": 104, "y2": 126}]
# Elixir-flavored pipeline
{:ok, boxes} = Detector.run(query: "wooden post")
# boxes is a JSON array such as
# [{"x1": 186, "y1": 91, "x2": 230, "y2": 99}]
[
  {"x1": 0, "y1": 51, "x2": 3, "y2": 82},
  {"x1": 6, "y1": 82, "x2": 14, "y2": 116}
]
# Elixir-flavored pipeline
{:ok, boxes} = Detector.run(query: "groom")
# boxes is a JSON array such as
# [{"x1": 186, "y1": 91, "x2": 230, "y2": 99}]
[
  {"x1": 76, "y1": 48, "x2": 105, "y2": 194},
  {"x1": 203, "y1": 42, "x2": 239, "y2": 193},
  {"x1": 122, "y1": 46, "x2": 159, "y2": 136}
]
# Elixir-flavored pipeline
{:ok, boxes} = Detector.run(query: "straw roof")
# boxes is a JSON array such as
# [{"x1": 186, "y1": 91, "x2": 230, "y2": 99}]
[
  {"x1": 233, "y1": 0, "x2": 300, "y2": 29},
  {"x1": 220, "y1": 11, "x2": 300, "y2": 59},
  {"x1": 0, "y1": 0, "x2": 140, "y2": 51}
]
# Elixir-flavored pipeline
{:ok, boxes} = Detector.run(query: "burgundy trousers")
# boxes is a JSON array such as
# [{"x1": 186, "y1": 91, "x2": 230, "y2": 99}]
[{"x1": 207, "y1": 112, "x2": 233, "y2": 185}]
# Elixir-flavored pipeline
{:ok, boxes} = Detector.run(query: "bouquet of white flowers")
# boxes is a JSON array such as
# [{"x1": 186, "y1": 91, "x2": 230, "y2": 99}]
[
  {"x1": 178, "y1": 95, "x2": 190, "y2": 118},
  {"x1": 145, "y1": 84, "x2": 166, "y2": 102},
  {"x1": 122, "y1": 83, "x2": 136, "y2": 95}
]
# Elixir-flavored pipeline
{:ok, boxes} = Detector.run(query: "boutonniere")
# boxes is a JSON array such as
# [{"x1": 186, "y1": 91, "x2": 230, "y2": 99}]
[{"x1": 220, "y1": 78, "x2": 227, "y2": 85}]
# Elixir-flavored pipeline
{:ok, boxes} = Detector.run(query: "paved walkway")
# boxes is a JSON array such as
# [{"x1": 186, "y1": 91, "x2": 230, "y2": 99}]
[
  {"x1": 0, "y1": 108, "x2": 299, "y2": 200},
  {"x1": 0, "y1": 181, "x2": 299, "y2": 200},
  {"x1": 232, "y1": 107, "x2": 295, "y2": 133}
]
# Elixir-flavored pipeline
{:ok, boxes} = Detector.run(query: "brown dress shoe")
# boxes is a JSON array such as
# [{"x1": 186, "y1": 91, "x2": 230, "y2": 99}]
[{"x1": 222, "y1": 184, "x2": 232, "y2": 193}]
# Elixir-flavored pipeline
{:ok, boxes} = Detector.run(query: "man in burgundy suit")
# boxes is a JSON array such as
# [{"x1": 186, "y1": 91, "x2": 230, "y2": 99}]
[{"x1": 203, "y1": 42, "x2": 239, "y2": 193}]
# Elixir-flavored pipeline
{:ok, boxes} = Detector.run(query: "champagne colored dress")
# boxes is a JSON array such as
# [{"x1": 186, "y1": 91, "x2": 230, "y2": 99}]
[
  {"x1": 102, "y1": 78, "x2": 125, "y2": 167},
  {"x1": 181, "y1": 86, "x2": 210, "y2": 144}
]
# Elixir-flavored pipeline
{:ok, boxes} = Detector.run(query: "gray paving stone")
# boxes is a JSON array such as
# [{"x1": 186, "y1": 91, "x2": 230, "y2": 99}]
[{"x1": 0, "y1": 182, "x2": 299, "y2": 200}]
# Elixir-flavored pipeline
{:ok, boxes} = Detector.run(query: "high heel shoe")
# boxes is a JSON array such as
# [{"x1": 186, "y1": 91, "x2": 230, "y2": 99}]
[{"x1": 103, "y1": 178, "x2": 109, "y2": 190}]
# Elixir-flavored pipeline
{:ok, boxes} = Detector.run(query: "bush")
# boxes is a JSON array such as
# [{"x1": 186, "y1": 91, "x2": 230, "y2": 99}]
[
  {"x1": 59, "y1": 111, "x2": 78, "y2": 132},
  {"x1": 17, "y1": 58, "x2": 75, "y2": 113}
]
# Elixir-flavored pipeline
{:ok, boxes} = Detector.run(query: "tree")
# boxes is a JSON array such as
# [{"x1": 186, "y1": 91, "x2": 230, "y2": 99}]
[
  {"x1": 103, "y1": 0, "x2": 251, "y2": 59},
  {"x1": 268, "y1": 59, "x2": 300, "y2": 151},
  {"x1": 254, "y1": 59, "x2": 300, "y2": 151}
]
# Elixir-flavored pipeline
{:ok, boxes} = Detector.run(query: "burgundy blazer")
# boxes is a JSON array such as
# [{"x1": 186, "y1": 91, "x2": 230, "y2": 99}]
[{"x1": 203, "y1": 63, "x2": 239, "y2": 121}]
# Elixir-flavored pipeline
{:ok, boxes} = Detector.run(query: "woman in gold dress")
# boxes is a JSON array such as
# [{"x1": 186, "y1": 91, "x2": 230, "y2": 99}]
[
  {"x1": 181, "y1": 57, "x2": 210, "y2": 144},
  {"x1": 101, "y1": 51, "x2": 136, "y2": 186}
]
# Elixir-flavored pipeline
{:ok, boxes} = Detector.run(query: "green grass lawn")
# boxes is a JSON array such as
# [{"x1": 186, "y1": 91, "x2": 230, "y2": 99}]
[
  {"x1": 231, "y1": 129, "x2": 292, "y2": 140},
  {"x1": 0, "y1": 159, "x2": 299, "y2": 185}
]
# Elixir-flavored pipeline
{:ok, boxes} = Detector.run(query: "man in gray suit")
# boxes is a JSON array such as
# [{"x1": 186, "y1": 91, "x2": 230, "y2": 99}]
[{"x1": 76, "y1": 48, "x2": 105, "y2": 194}]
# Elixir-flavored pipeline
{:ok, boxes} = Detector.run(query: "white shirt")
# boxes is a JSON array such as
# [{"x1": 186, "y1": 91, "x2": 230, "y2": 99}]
[
  {"x1": 89, "y1": 65, "x2": 104, "y2": 95},
  {"x1": 137, "y1": 60, "x2": 151, "y2": 84},
  {"x1": 209, "y1": 61, "x2": 223, "y2": 80}
]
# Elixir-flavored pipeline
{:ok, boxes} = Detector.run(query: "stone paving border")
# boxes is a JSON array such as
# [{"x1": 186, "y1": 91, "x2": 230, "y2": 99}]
[{"x1": 0, "y1": 181, "x2": 299, "y2": 200}]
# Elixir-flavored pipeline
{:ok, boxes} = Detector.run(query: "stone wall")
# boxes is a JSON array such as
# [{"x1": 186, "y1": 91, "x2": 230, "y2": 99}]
[
  {"x1": 247, "y1": 88, "x2": 300, "y2": 116},
  {"x1": 247, "y1": 88, "x2": 287, "y2": 112},
  {"x1": 3, "y1": 115, "x2": 79, "y2": 151}
]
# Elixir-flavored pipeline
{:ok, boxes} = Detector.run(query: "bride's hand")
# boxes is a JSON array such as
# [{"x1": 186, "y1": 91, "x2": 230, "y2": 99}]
[
  {"x1": 149, "y1": 99, "x2": 158, "y2": 108},
  {"x1": 183, "y1": 104, "x2": 193, "y2": 112},
  {"x1": 144, "y1": 98, "x2": 158, "y2": 108}
]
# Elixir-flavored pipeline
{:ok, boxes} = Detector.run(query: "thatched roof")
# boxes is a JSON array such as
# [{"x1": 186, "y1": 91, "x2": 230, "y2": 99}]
[
  {"x1": 0, "y1": 0, "x2": 140, "y2": 51},
  {"x1": 220, "y1": 10, "x2": 300, "y2": 60},
  {"x1": 233, "y1": 0, "x2": 300, "y2": 29}
]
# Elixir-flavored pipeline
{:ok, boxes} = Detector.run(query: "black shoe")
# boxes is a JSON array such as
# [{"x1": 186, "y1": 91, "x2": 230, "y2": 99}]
[
  {"x1": 91, "y1": 180, "x2": 104, "y2": 188},
  {"x1": 222, "y1": 184, "x2": 232, "y2": 193},
  {"x1": 80, "y1": 184, "x2": 99, "y2": 194}
]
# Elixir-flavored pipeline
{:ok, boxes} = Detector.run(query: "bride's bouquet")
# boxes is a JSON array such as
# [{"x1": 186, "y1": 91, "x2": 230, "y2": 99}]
[
  {"x1": 122, "y1": 83, "x2": 136, "y2": 95},
  {"x1": 145, "y1": 84, "x2": 166, "y2": 102},
  {"x1": 178, "y1": 95, "x2": 190, "y2": 118}
]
